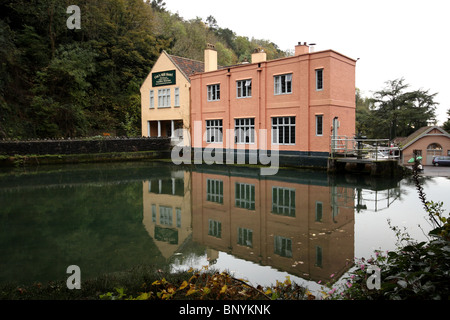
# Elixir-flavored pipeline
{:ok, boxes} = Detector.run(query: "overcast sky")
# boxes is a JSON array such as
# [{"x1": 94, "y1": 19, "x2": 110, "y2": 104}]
[{"x1": 164, "y1": 0, "x2": 449, "y2": 125}]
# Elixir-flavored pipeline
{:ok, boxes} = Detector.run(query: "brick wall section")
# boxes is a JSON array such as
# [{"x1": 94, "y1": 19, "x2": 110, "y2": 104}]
[{"x1": 0, "y1": 137, "x2": 171, "y2": 156}]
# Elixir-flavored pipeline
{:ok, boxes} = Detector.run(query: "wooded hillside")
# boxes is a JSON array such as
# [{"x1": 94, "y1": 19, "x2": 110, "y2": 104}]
[{"x1": 0, "y1": 0, "x2": 288, "y2": 139}]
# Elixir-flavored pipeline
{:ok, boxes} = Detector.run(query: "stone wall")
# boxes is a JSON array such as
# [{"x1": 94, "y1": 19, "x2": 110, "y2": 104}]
[{"x1": 0, "y1": 137, "x2": 171, "y2": 156}]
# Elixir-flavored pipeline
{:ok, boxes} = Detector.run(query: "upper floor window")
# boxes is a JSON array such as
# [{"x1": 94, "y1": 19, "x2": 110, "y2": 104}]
[
  {"x1": 316, "y1": 69, "x2": 323, "y2": 91},
  {"x1": 237, "y1": 79, "x2": 252, "y2": 98},
  {"x1": 150, "y1": 90, "x2": 155, "y2": 109},
  {"x1": 174, "y1": 87, "x2": 180, "y2": 107},
  {"x1": 207, "y1": 84, "x2": 220, "y2": 101},
  {"x1": 158, "y1": 88, "x2": 171, "y2": 108},
  {"x1": 274, "y1": 74, "x2": 292, "y2": 95}
]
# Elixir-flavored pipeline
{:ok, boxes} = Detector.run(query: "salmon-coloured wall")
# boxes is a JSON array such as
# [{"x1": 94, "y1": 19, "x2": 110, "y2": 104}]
[{"x1": 190, "y1": 49, "x2": 356, "y2": 154}]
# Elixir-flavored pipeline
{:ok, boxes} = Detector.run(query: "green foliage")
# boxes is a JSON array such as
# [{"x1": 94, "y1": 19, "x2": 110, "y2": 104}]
[
  {"x1": 1, "y1": 0, "x2": 288, "y2": 140},
  {"x1": 356, "y1": 78, "x2": 438, "y2": 139}
]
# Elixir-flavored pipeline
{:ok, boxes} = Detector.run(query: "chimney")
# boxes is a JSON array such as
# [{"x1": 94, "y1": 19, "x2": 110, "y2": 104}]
[
  {"x1": 251, "y1": 48, "x2": 267, "y2": 64},
  {"x1": 204, "y1": 43, "x2": 217, "y2": 72},
  {"x1": 295, "y1": 42, "x2": 310, "y2": 56}
]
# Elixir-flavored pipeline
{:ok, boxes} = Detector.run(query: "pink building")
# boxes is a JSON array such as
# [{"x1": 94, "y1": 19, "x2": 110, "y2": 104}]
[{"x1": 190, "y1": 43, "x2": 356, "y2": 167}]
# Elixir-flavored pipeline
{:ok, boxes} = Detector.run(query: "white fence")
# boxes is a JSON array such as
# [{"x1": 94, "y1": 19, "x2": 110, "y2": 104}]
[{"x1": 331, "y1": 136, "x2": 400, "y2": 161}]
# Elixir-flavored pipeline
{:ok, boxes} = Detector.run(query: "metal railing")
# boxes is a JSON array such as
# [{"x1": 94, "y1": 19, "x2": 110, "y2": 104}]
[{"x1": 331, "y1": 136, "x2": 400, "y2": 161}]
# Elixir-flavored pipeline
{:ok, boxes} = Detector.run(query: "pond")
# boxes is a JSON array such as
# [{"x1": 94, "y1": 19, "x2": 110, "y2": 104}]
[{"x1": 1, "y1": 161, "x2": 449, "y2": 293}]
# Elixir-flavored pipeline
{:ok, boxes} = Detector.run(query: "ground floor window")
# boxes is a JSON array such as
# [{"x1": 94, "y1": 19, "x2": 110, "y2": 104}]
[
  {"x1": 235, "y1": 118, "x2": 255, "y2": 144},
  {"x1": 272, "y1": 116, "x2": 295, "y2": 145},
  {"x1": 206, "y1": 119, "x2": 223, "y2": 143}
]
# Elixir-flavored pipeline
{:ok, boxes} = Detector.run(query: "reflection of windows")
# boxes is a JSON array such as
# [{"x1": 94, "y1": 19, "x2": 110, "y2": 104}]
[
  {"x1": 208, "y1": 219, "x2": 222, "y2": 238},
  {"x1": 274, "y1": 236, "x2": 292, "y2": 257},
  {"x1": 148, "y1": 178, "x2": 184, "y2": 196},
  {"x1": 207, "y1": 179, "x2": 223, "y2": 204},
  {"x1": 159, "y1": 206, "x2": 173, "y2": 226},
  {"x1": 272, "y1": 186, "x2": 295, "y2": 216},
  {"x1": 315, "y1": 246, "x2": 323, "y2": 267},
  {"x1": 152, "y1": 204, "x2": 157, "y2": 222},
  {"x1": 235, "y1": 118, "x2": 255, "y2": 144},
  {"x1": 176, "y1": 207, "x2": 181, "y2": 228},
  {"x1": 315, "y1": 201, "x2": 323, "y2": 222},
  {"x1": 235, "y1": 182, "x2": 255, "y2": 210},
  {"x1": 238, "y1": 227, "x2": 253, "y2": 247},
  {"x1": 272, "y1": 117, "x2": 295, "y2": 145}
]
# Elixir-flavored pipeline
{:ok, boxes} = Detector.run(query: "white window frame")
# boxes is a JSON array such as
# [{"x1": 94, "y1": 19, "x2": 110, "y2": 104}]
[
  {"x1": 174, "y1": 87, "x2": 180, "y2": 107},
  {"x1": 316, "y1": 69, "x2": 324, "y2": 91},
  {"x1": 274, "y1": 235, "x2": 292, "y2": 257},
  {"x1": 208, "y1": 219, "x2": 222, "y2": 238},
  {"x1": 206, "y1": 178, "x2": 223, "y2": 204},
  {"x1": 237, "y1": 79, "x2": 252, "y2": 98},
  {"x1": 316, "y1": 115, "x2": 323, "y2": 136},
  {"x1": 272, "y1": 116, "x2": 296, "y2": 145},
  {"x1": 149, "y1": 90, "x2": 154, "y2": 109},
  {"x1": 206, "y1": 119, "x2": 223, "y2": 143},
  {"x1": 235, "y1": 182, "x2": 255, "y2": 210},
  {"x1": 238, "y1": 227, "x2": 253, "y2": 247},
  {"x1": 158, "y1": 88, "x2": 171, "y2": 108},
  {"x1": 274, "y1": 73, "x2": 292, "y2": 95},
  {"x1": 159, "y1": 206, "x2": 173, "y2": 226},
  {"x1": 272, "y1": 186, "x2": 296, "y2": 217},
  {"x1": 234, "y1": 118, "x2": 255, "y2": 144},
  {"x1": 207, "y1": 84, "x2": 220, "y2": 101}
]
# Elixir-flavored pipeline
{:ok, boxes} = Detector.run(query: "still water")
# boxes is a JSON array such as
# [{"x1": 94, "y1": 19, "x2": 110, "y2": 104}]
[{"x1": 1, "y1": 161, "x2": 449, "y2": 292}]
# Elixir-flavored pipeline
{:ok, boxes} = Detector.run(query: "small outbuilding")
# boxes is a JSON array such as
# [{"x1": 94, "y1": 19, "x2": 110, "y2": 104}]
[{"x1": 396, "y1": 126, "x2": 450, "y2": 165}]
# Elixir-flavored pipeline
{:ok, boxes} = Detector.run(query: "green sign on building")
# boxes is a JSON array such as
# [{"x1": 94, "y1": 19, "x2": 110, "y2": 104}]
[{"x1": 152, "y1": 70, "x2": 176, "y2": 87}]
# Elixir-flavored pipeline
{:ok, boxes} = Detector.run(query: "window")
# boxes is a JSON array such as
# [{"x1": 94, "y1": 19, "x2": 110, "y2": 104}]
[
  {"x1": 152, "y1": 204, "x2": 156, "y2": 222},
  {"x1": 159, "y1": 206, "x2": 173, "y2": 226},
  {"x1": 235, "y1": 118, "x2": 255, "y2": 144},
  {"x1": 235, "y1": 182, "x2": 255, "y2": 210},
  {"x1": 206, "y1": 179, "x2": 223, "y2": 204},
  {"x1": 150, "y1": 90, "x2": 154, "y2": 109},
  {"x1": 237, "y1": 79, "x2": 252, "y2": 98},
  {"x1": 316, "y1": 115, "x2": 323, "y2": 136},
  {"x1": 238, "y1": 228, "x2": 253, "y2": 247},
  {"x1": 316, "y1": 69, "x2": 323, "y2": 91},
  {"x1": 176, "y1": 207, "x2": 181, "y2": 228},
  {"x1": 207, "y1": 84, "x2": 220, "y2": 101},
  {"x1": 274, "y1": 74, "x2": 292, "y2": 95},
  {"x1": 174, "y1": 87, "x2": 180, "y2": 107},
  {"x1": 272, "y1": 186, "x2": 295, "y2": 217},
  {"x1": 315, "y1": 246, "x2": 323, "y2": 267},
  {"x1": 208, "y1": 219, "x2": 222, "y2": 238},
  {"x1": 272, "y1": 117, "x2": 295, "y2": 145},
  {"x1": 315, "y1": 201, "x2": 323, "y2": 222},
  {"x1": 158, "y1": 88, "x2": 171, "y2": 108},
  {"x1": 206, "y1": 119, "x2": 223, "y2": 143},
  {"x1": 274, "y1": 236, "x2": 292, "y2": 257}
]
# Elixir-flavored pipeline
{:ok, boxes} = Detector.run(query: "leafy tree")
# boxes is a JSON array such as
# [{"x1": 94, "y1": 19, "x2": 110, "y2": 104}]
[
  {"x1": 370, "y1": 78, "x2": 437, "y2": 139},
  {"x1": 443, "y1": 109, "x2": 450, "y2": 133}
]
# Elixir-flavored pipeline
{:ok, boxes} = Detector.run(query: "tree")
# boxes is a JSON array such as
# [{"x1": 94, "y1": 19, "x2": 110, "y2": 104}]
[
  {"x1": 443, "y1": 109, "x2": 450, "y2": 133},
  {"x1": 370, "y1": 78, "x2": 437, "y2": 139}
]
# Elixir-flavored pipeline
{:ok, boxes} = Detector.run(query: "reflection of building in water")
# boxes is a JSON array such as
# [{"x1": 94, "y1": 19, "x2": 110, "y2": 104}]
[
  {"x1": 142, "y1": 171, "x2": 192, "y2": 259},
  {"x1": 191, "y1": 170, "x2": 355, "y2": 283}
]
